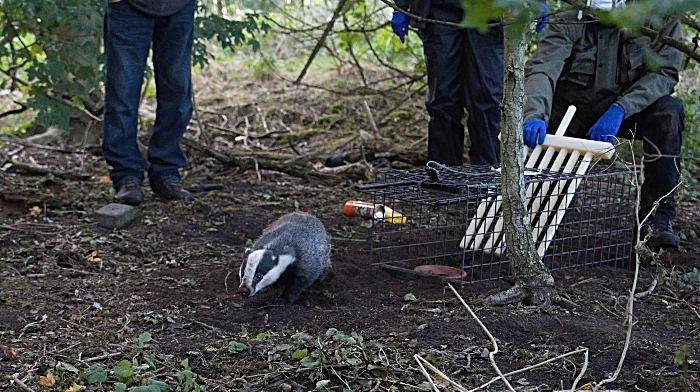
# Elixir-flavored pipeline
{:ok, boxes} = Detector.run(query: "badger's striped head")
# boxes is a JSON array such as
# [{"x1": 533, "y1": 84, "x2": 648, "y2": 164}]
[{"x1": 238, "y1": 249, "x2": 295, "y2": 299}]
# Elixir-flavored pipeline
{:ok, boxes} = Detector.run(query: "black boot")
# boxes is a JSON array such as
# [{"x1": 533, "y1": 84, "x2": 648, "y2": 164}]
[
  {"x1": 115, "y1": 179, "x2": 144, "y2": 206},
  {"x1": 643, "y1": 219, "x2": 680, "y2": 249},
  {"x1": 151, "y1": 179, "x2": 193, "y2": 202}
]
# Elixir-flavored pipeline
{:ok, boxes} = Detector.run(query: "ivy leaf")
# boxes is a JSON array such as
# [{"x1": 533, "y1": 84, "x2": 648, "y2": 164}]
[
  {"x1": 57, "y1": 361, "x2": 80, "y2": 374},
  {"x1": 404, "y1": 293, "x2": 417, "y2": 301},
  {"x1": 137, "y1": 332, "x2": 152, "y2": 348},
  {"x1": 272, "y1": 344, "x2": 292, "y2": 352},
  {"x1": 292, "y1": 349, "x2": 308, "y2": 360},
  {"x1": 113, "y1": 360, "x2": 134, "y2": 383},
  {"x1": 83, "y1": 365, "x2": 108, "y2": 384},
  {"x1": 301, "y1": 356, "x2": 321, "y2": 368},
  {"x1": 256, "y1": 331, "x2": 271, "y2": 340},
  {"x1": 228, "y1": 341, "x2": 246, "y2": 353}
]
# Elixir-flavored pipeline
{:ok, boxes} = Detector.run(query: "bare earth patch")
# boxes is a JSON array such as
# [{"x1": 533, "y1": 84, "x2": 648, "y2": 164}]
[{"x1": 1, "y1": 80, "x2": 699, "y2": 391}]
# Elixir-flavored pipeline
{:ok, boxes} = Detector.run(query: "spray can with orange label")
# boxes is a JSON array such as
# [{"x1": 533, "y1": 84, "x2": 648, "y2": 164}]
[{"x1": 343, "y1": 200, "x2": 406, "y2": 224}]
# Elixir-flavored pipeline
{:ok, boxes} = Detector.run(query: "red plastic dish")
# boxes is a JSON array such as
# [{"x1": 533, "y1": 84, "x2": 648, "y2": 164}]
[{"x1": 414, "y1": 265, "x2": 467, "y2": 279}]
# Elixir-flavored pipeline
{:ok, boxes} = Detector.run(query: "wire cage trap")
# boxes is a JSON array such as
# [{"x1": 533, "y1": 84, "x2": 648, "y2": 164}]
[{"x1": 357, "y1": 163, "x2": 636, "y2": 284}]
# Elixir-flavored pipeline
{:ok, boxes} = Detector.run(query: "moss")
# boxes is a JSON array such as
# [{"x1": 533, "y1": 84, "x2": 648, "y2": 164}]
[{"x1": 275, "y1": 128, "x2": 325, "y2": 144}]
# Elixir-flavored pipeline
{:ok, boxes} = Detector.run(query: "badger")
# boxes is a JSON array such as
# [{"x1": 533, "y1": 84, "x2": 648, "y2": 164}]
[{"x1": 238, "y1": 212, "x2": 331, "y2": 304}]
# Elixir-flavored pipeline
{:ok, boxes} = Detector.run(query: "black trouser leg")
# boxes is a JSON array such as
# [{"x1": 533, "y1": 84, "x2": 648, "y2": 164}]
[
  {"x1": 421, "y1": 22, "x2": 468, "y2": 166},
  {"x1": 618, "y1": 96, "x2": 684, "y2": 223},
  {"x1": 549, "y1": 96, "x2": 684, "y2": 224},
  {"x1": 462, "y1": 27, "x2": 503, "y2": 165}
]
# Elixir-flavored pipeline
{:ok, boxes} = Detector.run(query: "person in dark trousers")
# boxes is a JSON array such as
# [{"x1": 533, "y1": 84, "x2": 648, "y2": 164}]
[
  {"x1": 389, "y1": 1, "x2": 548, "y2": 166},
  {"x1": 102, "y1": 0, "x2": 195, "y2": 205},
  {"x1": 522, "y1": 7, "x2": 684, "y2": 249}
]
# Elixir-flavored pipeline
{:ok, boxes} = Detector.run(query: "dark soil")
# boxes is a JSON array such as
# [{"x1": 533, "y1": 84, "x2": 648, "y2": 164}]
[{"x1": 1, "y1": 90, "x2": 699, "y2": 391}]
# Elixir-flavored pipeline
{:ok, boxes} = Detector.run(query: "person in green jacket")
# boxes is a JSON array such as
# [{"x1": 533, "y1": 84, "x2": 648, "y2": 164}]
[{"x1": 522, "y1": 8, "x2": 684, "y2": 249}]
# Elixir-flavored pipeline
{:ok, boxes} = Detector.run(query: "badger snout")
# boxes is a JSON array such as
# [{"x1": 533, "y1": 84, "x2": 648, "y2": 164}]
[{"x1": 238, "y1": 285, "x2": 252, "y2": 298}]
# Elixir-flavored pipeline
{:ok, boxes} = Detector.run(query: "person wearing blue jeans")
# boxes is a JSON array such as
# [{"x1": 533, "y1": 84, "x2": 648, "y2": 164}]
[
  {"x1": 389, "y1": 1, "x2": 549, "y2": 166},
  {"x1": 103, "y1": 0, "x2": 195, "y2": 205}
]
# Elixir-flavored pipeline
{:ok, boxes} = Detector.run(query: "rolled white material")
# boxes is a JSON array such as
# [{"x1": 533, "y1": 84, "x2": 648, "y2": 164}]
[{"x1": 461, "y1": 105, "x2": 613, "y2": 259}]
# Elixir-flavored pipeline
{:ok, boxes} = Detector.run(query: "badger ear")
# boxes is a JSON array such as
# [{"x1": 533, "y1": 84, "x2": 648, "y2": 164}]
[{"x1": 244, "y1": 247, "x2": 252, "y2": 256}]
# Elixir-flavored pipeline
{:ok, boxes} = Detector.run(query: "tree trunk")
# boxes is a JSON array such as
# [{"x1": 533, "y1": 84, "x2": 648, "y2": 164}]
[{"x1": 484, "y1": 20, "x2": 562, "y2": 307}]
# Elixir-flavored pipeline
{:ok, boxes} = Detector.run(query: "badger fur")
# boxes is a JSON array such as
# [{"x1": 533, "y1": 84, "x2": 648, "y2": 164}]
[{"x1": 238, "y1": 212, "x2": 331, "y2": 304}]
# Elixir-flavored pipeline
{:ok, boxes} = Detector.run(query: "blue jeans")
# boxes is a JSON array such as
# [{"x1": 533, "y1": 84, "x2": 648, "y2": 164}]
[{"x1": 102, "y1": 0, "x2": 194, "y2": 190}]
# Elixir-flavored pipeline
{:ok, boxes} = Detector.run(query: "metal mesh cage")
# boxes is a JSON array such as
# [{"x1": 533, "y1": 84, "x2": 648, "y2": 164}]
[{"x1": 357, "y1": 164, "x2": 636, "y2": 283}]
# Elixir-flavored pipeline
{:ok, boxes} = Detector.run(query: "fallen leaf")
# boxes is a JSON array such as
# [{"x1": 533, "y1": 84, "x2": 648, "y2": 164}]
[
  {"x1": 64, "y1": 382, "x2": 86, "y2": 392},
  {"x1": 38, "y1": 370, "x2": 56, "y2": 387},
  {"x1": 29, "y1": 206, "x2": 41, "y2": 217},
  {"x1": 99, "y1": 176, "x2": 110, "y2": 183},
  {"x1": 87, "y1": 251, "x2": 101, "y2": 263},
  {"x1": 433, "y1": 374, "x2": 450, "y2": 388}
]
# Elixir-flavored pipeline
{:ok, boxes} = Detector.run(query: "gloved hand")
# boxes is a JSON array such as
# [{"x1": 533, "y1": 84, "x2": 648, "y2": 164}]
[
  {"x1": 535, "y1": 3, "x2": 550, "y2": 33},
  {"x1": 391, "y1": 11, "x2": 410, "y2": 43},
  {"x1": 586, "y1": 104, "x2": 625, "y2": 144},
  {"x1": 523, "y1": 119, "x2": 547, "y2": 149}
]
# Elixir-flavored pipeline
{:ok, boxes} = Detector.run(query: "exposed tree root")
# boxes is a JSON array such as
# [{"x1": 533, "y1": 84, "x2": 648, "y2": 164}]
[{"x1": 484, "y1": 273, "x2": 577, "y2": 308}]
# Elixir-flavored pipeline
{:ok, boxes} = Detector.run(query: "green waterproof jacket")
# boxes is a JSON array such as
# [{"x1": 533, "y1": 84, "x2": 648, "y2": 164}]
[{"x1": 524, "y1": 11, "x2": 683, "y2": 123}]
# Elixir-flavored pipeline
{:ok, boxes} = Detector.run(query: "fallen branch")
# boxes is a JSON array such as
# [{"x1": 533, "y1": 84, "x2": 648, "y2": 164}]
[
  {"x1": 0, "y1": 136, "x2": 87, "y2": 154},
  {"x1": 182, "y1": 136, "x2": 231, "y2": 164},
  {"x1": 3, "y1": 160, "x2": 91, "y2": 181},
  {"x1": 6, "y1": 375, "x2": 35, "y2": 392},
  {"x1": 634, "y1": 277, "x2": 658, "y2": 299},
  {"x1": 84, "y1": 352, "x2": 123, "y2": 362}
]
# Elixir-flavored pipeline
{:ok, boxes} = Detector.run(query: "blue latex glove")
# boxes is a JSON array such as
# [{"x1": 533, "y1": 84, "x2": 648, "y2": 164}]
[
  {"x1": 586, "y1": 104, "x2": 625, "y2": 144},
  {"x1": 523, "y1": 119, "x2": 547, "y2": 149},
  {"x1": 391, "y1": 11, "x2": 410, "y2": 43},
  {"x1": 535, "y1": 3, "x2": 550, "y2": 33}
]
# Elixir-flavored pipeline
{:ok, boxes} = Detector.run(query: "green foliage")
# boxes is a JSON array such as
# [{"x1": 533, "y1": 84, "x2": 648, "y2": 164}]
[
  {"x1": 83, "y1": 364, "x2": 108, "y2": 384},
  {"x1": 292, "y1": 348, "x2": 308, "y2": 360},
  {"x1": 0, "y1": 0, "x2": 264, "y2": 131},
  {"x1": 228, "y1": 340, "x2": 247, "y2": 353},
  {"x1": 597, "y1": 0, "x2": 700, "y2": 32},
  {"x1": 674, "y1": 87, "x2": 700, "y2": 181},
  {"x1": 669, "y1": 267, "x2": 700, "y2": 291},
  {"x1": 675, "y1": 344, "x2": 695, "y2": 368},
  {"x1": 461, "y1": 0, "x2": 543, "y2": 35},
  {"x1": 1, "y1": 0, "x2": 103, "y2": 131},
  {"x1": 256, "y1": 331, "x2": 272, "y2": 340},
  {"x1": 193, "y1": 2, "x2": 268, "y2": 68},
  {"x1": 175, "y1": 358, "x2": 201, "y2": 392},
  {"x1": 137, "y1": 332, "x2": 153, "y2": 349},
  {"x1": 128, "y1": 379, "x2": 169, "y2": 392},
  {"x1": 114, "y1": 360, "x2": 135, "y2": 383}
]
